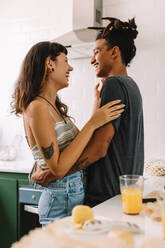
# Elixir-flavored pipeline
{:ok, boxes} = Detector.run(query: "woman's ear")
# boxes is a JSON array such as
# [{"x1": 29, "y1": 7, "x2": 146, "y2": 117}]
[
  {"x1": 45, "y1": 56, "x2": 52, "y2": 68},
  {"x1": 46, "y1": 56, "x2": 55, "y2": 71}
]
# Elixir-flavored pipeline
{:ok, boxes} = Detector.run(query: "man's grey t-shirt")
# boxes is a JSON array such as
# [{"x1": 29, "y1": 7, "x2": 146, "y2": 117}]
[{"x1": 85, "y1": 76, "x2": 144, "y2": 207}]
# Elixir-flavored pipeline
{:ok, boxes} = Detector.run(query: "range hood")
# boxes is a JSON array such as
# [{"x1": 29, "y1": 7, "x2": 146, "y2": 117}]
[{"x1": 51, "y1": 0, "x2": 102, "y2": 59}]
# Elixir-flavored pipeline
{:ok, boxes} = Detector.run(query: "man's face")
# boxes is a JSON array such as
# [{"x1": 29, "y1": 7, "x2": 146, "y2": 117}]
[{"x1": 91, "y1": 39, "x2": 113, "y2": 78}]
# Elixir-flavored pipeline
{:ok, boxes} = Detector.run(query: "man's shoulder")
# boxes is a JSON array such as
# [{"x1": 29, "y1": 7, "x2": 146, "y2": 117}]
[
  {"x1": 103, "y1": 76, "x2": 138, "y2": 90},
  {"x1": 103, "y1": 76, "x2": 123, "y2": 87},
  {"x1": 104, "y1": 75, "x2": 120, "y2": 83},
  {"x1": 105, "y1": 75, "x2": 135, "y2": 83},
  {"x1": 102, "y1": 76, "x2": 126, "y2": 92}
]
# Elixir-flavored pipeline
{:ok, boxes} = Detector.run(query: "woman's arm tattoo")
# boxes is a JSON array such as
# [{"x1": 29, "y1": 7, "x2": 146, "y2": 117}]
[{"x1": 41, "y1": 142, "x2": 54, "y2": 159}]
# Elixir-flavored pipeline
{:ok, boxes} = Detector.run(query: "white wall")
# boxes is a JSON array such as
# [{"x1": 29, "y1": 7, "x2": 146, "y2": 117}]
[
  {"x1": 103, "y1": 0, "x2": 165, "y2": 161},
  {"x1": 0, "y1": 0, "x2": 164, "y2": 164}
]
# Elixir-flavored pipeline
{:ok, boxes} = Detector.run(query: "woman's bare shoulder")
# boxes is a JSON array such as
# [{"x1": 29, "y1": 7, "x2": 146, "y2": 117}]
[{"x1": 25, "y1": 99, "x2": 48, "y2": 117}]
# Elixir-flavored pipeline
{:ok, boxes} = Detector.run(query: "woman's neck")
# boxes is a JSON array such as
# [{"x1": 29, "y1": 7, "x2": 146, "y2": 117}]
[
  {"x1": 39, "y1": 83, "x2": 58, "y2": 105},
  {"x1": 39, "y1": 93, "x2": 56, "y2": 106}
]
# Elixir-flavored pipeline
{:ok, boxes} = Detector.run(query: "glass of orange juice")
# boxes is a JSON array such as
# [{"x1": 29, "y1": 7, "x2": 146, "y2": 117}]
[
  {"x1": 119, "y1": 175, "x2": 144, "y2": 215},
  {"x1": 159, "y1": 199, "x2": 165, "y2": 239},
  {"x1": 162, "y1": 212, "x2": 165, "y2": 240}
]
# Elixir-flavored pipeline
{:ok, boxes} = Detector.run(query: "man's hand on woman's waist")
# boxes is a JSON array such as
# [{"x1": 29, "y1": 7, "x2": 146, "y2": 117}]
[{"x1": 32, "y1": 165, "x2": 56, "y2": 186}]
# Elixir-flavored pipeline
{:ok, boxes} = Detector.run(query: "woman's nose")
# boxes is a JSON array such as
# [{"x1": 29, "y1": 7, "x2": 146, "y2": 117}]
[{"x1": 69, "y1": 65, "x2": 73, "y2": 71}]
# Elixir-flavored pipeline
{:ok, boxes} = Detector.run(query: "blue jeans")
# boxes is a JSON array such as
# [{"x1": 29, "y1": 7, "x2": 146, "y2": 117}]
[{"x1": 38, "y1": 171, "x2": 85, "y2": 226}]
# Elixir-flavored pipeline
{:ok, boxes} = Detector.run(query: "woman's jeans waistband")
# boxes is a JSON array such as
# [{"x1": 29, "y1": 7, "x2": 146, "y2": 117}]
[
  {"x1": 38, "y1": 171, "x2": 85, "y2": 226},
  {"x1": 46, "y1": 171, "x2": 84, "y2": 190}
]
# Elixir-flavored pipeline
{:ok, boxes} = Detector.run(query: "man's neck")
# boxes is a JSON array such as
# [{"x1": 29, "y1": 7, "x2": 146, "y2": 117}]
[{"x1": 107, "y1": 64, "x2": 127, "y2": 77}]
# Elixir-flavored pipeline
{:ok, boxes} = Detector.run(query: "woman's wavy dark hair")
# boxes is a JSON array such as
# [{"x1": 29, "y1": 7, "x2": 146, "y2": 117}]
[
  {"x1": 11, "y1": 41, "x2": 69, "y2": 116},
  {"x1": 90, "y1": 17, "x2": 138, "y2": 66}
]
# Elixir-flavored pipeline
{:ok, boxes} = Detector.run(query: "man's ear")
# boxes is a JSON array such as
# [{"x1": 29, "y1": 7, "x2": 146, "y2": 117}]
[{"x1": 111, "y1": 46, "x2": 120, "y2": 58}]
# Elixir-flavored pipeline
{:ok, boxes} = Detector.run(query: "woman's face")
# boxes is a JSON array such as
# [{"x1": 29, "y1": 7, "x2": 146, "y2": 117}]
[{"x1": 50, "y1": 53, "x2": 73, "y2": 90}]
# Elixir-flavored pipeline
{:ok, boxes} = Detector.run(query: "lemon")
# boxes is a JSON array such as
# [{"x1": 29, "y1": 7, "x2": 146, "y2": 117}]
[{"x1": 72, "y1": 205, "x2": 94, "y2": 224}]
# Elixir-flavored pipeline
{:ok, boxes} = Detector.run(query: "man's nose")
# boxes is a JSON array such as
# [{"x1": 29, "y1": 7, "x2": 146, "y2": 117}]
[{"x1": 90, "y1": 55, "x2": 95, "y2": 65}]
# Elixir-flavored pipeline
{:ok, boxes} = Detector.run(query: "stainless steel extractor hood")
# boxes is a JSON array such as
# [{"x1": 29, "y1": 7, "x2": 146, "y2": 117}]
[{"x1": 51, "y1": 0, "x2": 102, "y2": 59}]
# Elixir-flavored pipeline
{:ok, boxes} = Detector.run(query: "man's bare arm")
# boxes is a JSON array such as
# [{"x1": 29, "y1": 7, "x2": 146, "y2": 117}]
[
  {"x1": 32, "y1": 123, "x2": 115, "y2": 185},
  {"x1": 66, "y1": 123, "x2": 115, "y2": 174}
]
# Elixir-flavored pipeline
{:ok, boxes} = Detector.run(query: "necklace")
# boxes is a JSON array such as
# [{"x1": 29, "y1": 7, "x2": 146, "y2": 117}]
[{"x1": 38, "y1": 95, "x2": 66, "y2": 123}]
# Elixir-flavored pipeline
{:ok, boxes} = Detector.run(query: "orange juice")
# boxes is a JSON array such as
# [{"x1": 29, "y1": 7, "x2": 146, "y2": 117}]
[
  {"x1": 162, "y1": 214, "x2": 165, "y2": 239},
  {"x1": 121, "y1": 188, "x2": 142, "y2": 214}
]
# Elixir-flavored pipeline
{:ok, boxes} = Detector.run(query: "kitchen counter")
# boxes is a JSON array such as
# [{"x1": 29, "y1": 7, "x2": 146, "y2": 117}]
[
  {"x1": 0, "y1": 159, "x2": 34, "y2": 173},
  {"x1": 93, "y1": 194, "x2": 163, "y2": 246},
  {"x1": 12, "y1": 193, "x2": 165, "y2": 248}
]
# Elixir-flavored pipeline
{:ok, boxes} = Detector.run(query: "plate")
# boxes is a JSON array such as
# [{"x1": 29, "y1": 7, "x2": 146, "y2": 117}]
[{"x1": 61, "y1": 216, "x2": 143, "y2": 236}]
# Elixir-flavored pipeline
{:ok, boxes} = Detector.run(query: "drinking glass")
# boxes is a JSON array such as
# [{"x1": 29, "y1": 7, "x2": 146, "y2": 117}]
[
  {"x1": 119, "y1": 175, "x2": 144, "y2": 215},
  {"x1": 159, "y1": 198, "x2": 165, "y2": 239}
]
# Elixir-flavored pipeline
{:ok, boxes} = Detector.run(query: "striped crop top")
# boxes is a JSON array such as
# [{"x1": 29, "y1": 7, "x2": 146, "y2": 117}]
[{"x1": 31, "y1": 117, "x2": 78, "y2": 169}]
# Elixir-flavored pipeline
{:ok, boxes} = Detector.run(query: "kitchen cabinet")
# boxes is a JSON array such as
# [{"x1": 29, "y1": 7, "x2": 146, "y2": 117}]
[
  {"x1": 0, "y1": 172, "x2": 41, "y2": 248},
  {"x1": 0, "y1": 176, "x2": 17, "y2": 248},
  {"x1": 19, "y1": 185, "x2": 42, "y2": 238}
]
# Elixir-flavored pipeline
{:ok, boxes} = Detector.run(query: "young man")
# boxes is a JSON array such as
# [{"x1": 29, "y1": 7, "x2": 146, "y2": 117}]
[{"x1": 31, "y1": 17, "x2": 144, "y2": 207}]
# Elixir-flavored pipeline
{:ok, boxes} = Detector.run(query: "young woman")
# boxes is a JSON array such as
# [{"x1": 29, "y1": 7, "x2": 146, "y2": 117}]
[{"x1": 11, "y1": 41, "x2": 124, "y2": 226}]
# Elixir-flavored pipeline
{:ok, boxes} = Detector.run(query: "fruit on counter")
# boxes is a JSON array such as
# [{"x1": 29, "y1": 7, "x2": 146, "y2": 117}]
[
  {"x1": 72, "y1": 205, "x2": 94, "y2": 224},
  {"x1": 142, "y1": 200, "x2": 163, "y2": 222},
  {"x1": 107, "y1": 228, "x2": 134, "y2": 247}
]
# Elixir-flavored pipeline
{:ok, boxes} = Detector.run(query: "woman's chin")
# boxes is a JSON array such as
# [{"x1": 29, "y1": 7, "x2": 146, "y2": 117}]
[
  {"x1": 65, "y1": 81, "x2": 69, "y2": 86},
  {"x1": 63, "y1": 82, "x2": 69, "y2": 88}
]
